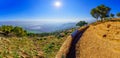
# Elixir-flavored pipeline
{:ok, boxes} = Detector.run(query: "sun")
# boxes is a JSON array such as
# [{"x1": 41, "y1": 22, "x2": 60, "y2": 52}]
[{"x1": 54, "y1": 1, "x2": 61, "y2": 7}]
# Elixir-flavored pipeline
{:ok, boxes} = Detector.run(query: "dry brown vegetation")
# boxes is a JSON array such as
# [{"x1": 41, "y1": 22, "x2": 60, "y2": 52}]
[
  {"x1": 79, "y1": 20, "x2": 120, "y2": 58},
  {"x1": 56, "y1": 18, "x2": 120, "y2": 58},
  {"x1": 0, "y1": 28, "x2": 75, "y2": 58}
]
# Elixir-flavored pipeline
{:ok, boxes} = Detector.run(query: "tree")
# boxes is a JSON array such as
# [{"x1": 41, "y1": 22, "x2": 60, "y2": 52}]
[
  {"x1": 76, "y1": 21, "x2": 88, "y2": 27},
  {"x1": 12, "y1": 26, "x2": 27, "y2": 37},
  {"x1": 27, "y1": 33, "x2": 36, "y2": 37},
  {"x1": 0, "y1": 25, "x2": 27, "y2": 37},
  {"x1": 110, "y1": 13, "x2": 114, "y2": 18},
  {"x1": 91, "y1": 8, "x2": 100, "y2": 20},
  {"x1": 0, "y1": 27, "x2": 2, "y2": 31},
  {"x1": 91, "y1": 5, "x2": 111, "y2": 20},
  {"x1": 1, "y1": 25, "x2": 14, "y2": 36},
  {"x1": 117, "y1": 12, "x2": 120, "y2": 17}
]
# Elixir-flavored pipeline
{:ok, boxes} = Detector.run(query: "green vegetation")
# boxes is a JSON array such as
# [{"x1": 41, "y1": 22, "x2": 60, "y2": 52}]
[
  {"x1": 91, "y1": 5, "x2": 111, "y2": 20},
  {"x1": 117, "y1": 12, "x2": 120, "y2": 17},
  {"x1": 0, "y1": 25, "x2": 27, "y2": 37},
  {"x1": 76, "y1": 21, "x2": 88, "y2": 27},
  {"x1": 0, "y1": 25, "x2": 75, "y2": 58},
  {"x1": 110, "y1": 13, "x2": 115, "y2": 18},
  {"x1": 0, "y1": 4, "x2": 119, "y2": 58}
]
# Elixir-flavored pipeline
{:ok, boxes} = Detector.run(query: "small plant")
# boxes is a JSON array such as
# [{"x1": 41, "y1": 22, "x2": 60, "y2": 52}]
[
  {"x1": 13, "y1": 52, "x2": 19, "y2": 58},
  {"x1": 62, "y1": 54, "x2": 65, "y2": 58}
]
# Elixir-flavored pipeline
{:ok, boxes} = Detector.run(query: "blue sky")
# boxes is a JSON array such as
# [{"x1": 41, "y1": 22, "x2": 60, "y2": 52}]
[{"x1": 0, "y1": 0, "x2": 120, "y2": 22}]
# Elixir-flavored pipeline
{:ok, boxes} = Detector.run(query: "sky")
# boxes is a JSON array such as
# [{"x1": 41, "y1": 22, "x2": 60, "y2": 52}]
[{"x1": 0, "y1": 0, "x2": 120, "y2": 22}]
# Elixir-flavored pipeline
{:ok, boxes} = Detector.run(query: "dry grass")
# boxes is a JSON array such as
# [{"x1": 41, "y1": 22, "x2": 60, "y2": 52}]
[
  {"x1": 0, "y1": 37, "x2": 44, "y2": 58},
  {"x1": 55, "y1": 36, "x2": 73, "y2": 58},
  {"x1": 0, "y1": 36, "x2": 67, "y2": 58},
  {"x1": 79, "y1": 20, "x2": 120, "y2": 58},
  {"x1": 56, "y1": 18, "x2": 120, "y2": 58},
  {"x1": 0, "y1": 28, "x2": 74, "y2": 58}
]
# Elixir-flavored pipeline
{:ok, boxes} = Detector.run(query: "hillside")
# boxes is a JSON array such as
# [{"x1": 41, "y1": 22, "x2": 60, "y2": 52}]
[
  {"x1": 0, "y1": 27, "x2": 75, "y2": 58},
  {"x1": 56, "y1": 18, "x2": 120, "y2": 58},
  {"x1": 1, "y1": 18, "x2": 120, "y2": 58},
  {"x1": 79, "y1": 19, "x2": 120, "y2": 58}
]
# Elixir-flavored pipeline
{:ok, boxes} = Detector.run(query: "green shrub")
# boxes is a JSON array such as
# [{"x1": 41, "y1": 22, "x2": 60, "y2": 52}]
[
  {"x1": 76, "y1": 21, "x2": 88, "y2": 27},
  {"x1": 0, "y1": 25, "x2": 27, "y2": 37},
  {"x1": 117, "y1": 12, "x2": 120, "y2": 17}
]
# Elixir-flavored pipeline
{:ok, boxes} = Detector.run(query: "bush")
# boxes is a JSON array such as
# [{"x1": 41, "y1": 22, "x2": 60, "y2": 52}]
[
  {"x1": 0, "y1": 25, "x2": 14, "y2": 36},
  {"x1": 0, "y1": 25, "x2": 27, "y2": 37},
  {"x1": 27, "y1": 33, "x2": 36, "y2": 37},
  {"x1": 117, "y1": 12, "x2": 120, "y2": 17},
  {"x1": 76, "y1": 21, "x2": 88, "y2": 27},
  {"x1": 12, "y1": 26, "x2": 27, "y2": 37},
  {"x1": 43, "y1": 42, "x2": 55, "y2": 54}
]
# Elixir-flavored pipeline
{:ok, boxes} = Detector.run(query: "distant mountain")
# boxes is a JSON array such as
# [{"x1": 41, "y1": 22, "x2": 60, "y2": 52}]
[
  {"x1": 0, "y1": 21, "x2": 76, "y2": 33},
  {"x1": 56, "y1": 23, "x2": 76, "y2": 30},
  {"x1": 25, "y1": 22, "x2": 76, "y2": 33}
]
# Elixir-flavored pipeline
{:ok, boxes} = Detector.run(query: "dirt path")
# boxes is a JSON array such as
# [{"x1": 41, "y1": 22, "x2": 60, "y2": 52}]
[{"x1": 66, "y1": 26, "x2": 89, "y2": 58}]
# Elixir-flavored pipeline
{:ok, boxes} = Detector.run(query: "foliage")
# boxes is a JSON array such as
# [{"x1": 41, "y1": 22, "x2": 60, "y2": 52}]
[
  {"x1": 0, "y1": 25, "x2": 14, "y2": 36},
  {"x1": 12, "y1": 26, "x2": 27, "y2": 37},
  {"x1": 91, "y1": 8, "x2": 100, "y2": 20},
  {"x1": 0, "y1": 24, "x2": 74, "y2": 58},
  {"x1": 0, "y1": 25, "x2": 27, "y2": 37},
  {"x1": 27, "y1": 33, "x2": 36, "y2": 37},
  {"x1": 91, "y1": 4, "x2": 111, "y2": 20},
  {"x1": 117, "y1": 12, "x2": 120, "y2": 17},
  {"x1": 39, "y1": 33, "x2": 50, "y2": 37},
  {"x1": 110, "y1": 13, "x2": 114, "y2": 18},
  {"x1": 43, "y1": 42, "x2": 55, "y2": 54},
  {"x1": 76, "y1": 21, "x2": 88, "y2": 27}
]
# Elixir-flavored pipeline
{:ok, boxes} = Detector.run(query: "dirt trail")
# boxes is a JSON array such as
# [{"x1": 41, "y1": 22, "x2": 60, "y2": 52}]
[
  {"x1": 66, "y1": 26, "x2": 88, "y2": 58},
  {"x1": 55, "y1": 26, "x2": 89, "y2": 58},
  {"x1": 56, "y1": 18, "x2": 120, "y2": 58}
]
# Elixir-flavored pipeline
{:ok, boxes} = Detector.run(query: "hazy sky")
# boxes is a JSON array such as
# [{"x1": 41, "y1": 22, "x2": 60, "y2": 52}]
[{"x1": 0, "y1": 0, "x2": 120, "y2": 22}]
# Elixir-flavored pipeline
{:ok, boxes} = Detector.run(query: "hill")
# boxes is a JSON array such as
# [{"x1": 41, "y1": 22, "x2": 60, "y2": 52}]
[
  {"x1": 0, "y1": 26, "x2": 75, "y2": 58},
  {"x1": 56, "y1": 18, "x2": 120, "y2": 58}
]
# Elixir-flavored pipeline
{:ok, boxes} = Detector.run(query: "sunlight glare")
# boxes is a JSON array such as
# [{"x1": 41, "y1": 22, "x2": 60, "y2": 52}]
[{"x1": 54, "y1": 1, "x2": 61, "y2": 8}]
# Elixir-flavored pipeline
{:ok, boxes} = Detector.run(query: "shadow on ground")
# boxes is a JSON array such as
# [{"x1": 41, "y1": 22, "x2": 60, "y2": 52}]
[{"x1": 66, "y1": 27, "x2": 88, "y2": 58}]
